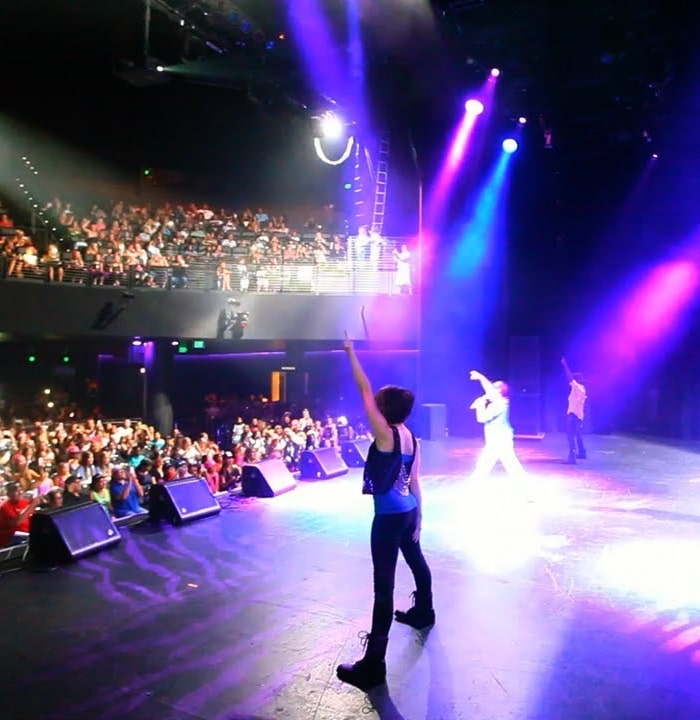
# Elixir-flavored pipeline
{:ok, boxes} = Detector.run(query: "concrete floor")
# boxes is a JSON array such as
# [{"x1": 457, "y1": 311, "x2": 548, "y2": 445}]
[{"x1": 3, "y1": 433, "x2": 700, "y2": 720}]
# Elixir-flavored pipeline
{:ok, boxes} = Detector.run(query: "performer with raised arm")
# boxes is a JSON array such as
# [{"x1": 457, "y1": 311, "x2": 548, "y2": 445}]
[
  {"x1": 561, "y1": 356, "x2": 587, "y2": 464},
  {"x1": 336, "y1": 333, "x2": 434, "y2": 693},
  {"x1": 469, "y1": 370, "x2": 526, "y2": 481},
  {"x1": 392, "y1": 243, "x2": 412, "y2": 295}
]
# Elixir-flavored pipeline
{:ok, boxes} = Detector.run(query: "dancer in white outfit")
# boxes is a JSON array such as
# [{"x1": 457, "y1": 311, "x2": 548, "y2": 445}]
[
  {"x1": 469, "y1": 370, "x2": 526, "y2": 481},
  {"x1": 393, "y1": 244, "x2": 412, "y2": 295}
]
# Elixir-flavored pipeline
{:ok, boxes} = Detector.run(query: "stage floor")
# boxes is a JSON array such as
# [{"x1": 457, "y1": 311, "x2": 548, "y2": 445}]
[{"x1": 4, "y1": 433, "x2": 700, "y2": 720}]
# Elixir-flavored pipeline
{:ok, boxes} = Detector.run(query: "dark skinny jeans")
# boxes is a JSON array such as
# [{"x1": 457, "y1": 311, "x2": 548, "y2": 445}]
[{"x1": 370, "y1": 507, "x2": 432, "y2": 638}]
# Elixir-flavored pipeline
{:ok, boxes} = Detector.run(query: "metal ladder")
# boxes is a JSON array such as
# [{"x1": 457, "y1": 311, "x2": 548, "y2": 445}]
[
  {"x1": 352, "y1": 141, "x2": 366, "y2": 229},
  {"x1": 371, "y1": 134, "x2": 390, "y2": 235}
]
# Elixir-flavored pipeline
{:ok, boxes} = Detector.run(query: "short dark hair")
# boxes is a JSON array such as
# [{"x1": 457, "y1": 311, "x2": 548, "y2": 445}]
[{"x1": 374, "y1": 385, "x2": 415, "y2": 425}]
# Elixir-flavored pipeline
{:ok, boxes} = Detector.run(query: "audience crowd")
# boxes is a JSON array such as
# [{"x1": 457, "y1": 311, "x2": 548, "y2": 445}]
[
  {"x1": 0, "y1": 405, "x2": 367, "y2": 549},
  {"x1": 0, "y1": 196, "x2": 375, "y2": 291}
]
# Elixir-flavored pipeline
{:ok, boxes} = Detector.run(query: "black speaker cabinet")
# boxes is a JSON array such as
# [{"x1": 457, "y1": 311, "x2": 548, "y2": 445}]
[
  {"x1": 416, "y1": 403, "x2": 447, "y2": 441},
  {"x1": 149, "y1": 477, "x2": 221, "y2": 525},
  {"x1": 241, "y1": 459, "x2": 297, "y2": 498},
  {"x1": 341, "y1": 439, "x2": 372, "y2": 467},
  {"x1": 511, "y1": 392, "x2": 543, "y2": 437},
  {"x1": 29, "y1": 502, "x2": 121, "y2": 564},
  {"x1": 300, "y1": 447, "x2": 349, "y2": 480}
]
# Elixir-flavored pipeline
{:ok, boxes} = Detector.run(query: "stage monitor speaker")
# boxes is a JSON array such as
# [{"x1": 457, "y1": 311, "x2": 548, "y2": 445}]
[
  {"x1": 511, "y1": 392, "x2": 543, "y2": 437},
  {"x1": 149, "y1": 477, "x2": 221, "y2": 525},
  {"x1": 29, "y1": 502, "x2": 121, "y2": 564},
  {"x1": 341, "y1": 439, "x2": 372, "y2": 467},
  {"x1": 416, "y1": 403, "x2": 447, "y2": 441},
  {"x1": 300, "y1": 447, "x2": 349, "y2": 479},
  {"x1": 241, "y1": 459, "x2": 297, "y2": 497}
]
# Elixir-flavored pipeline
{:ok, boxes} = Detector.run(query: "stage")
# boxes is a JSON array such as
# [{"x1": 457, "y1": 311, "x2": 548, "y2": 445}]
[{"x1": 4, "y1": 433, "x2": 700, "y2": 720}]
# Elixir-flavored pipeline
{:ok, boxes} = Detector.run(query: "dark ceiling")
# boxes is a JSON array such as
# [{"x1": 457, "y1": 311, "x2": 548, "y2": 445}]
[{"x1": 0, "y1": 0, "x2": 696, "y2": 157}]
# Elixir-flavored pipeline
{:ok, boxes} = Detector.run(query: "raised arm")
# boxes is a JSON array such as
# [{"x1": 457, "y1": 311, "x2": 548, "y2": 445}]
[
  {"x1": 561, "y1": 355, "x2": 574, "y2": 383},
  {"x1": 469, "y1": 370, "x2": 500, "y2": 402},
  {"x1": 343, "y1": 333, "x2": 393, "y2": 448}
]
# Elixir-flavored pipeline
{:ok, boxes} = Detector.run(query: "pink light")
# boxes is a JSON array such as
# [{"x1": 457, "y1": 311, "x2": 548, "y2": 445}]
[
  {"x1": 490, "y1": 68, "x2": 501, "y2": 78},
  {"x1": 595, "y1": 259, "x2": 700, "y2": 387},
  {"x1": 465, "y1": 98, "x2": 485, "y2": 116}
]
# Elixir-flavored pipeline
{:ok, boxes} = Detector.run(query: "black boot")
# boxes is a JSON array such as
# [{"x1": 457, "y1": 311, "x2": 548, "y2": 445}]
[
  {"x1": 565, "y1": 452, "x2": 576, "y2": 465},
  {"x1": 394, "y1": 591, "x2": 435, "y2": 630},
  {"x1": 336, "y1": 632, "x2": 388, "y2": 692}
]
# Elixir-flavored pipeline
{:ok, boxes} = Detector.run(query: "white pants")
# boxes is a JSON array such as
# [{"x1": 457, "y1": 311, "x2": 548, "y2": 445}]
[{"x1": 472, "y1": 437, "x2": 525, "y2": 481}]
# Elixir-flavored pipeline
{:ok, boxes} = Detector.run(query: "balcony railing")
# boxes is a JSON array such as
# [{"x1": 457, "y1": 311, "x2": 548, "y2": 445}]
[{"x1": 0, "y1": 255, "x2": 414, "y2": 295}]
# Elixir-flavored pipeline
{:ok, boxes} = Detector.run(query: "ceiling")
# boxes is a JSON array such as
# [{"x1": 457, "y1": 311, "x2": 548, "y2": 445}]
[{"x1": 1, "y1": 0, "x2": 696, "y2": 155}]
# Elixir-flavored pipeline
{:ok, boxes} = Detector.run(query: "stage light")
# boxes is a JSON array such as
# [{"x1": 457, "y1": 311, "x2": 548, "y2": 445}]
[
  {"x1": 652, "y1": 153, "x2": 659, "y2": 159},
  {"x1": 314, "y1": 136, "x2": 355, "y2": 166},
  {"x1": 132, "y1": 339, "x2": 142, "y2": 346},
  {"x1": 343, "y1": 183, "x2": 352, "y2": 190},
  {"x1": 502, "y1": 138, "x2": 519, "y2": 154},
  {"x1": 490, "y1": 68, "x2": 501, "y2": 78},
  {"x1": 156, "y1": 65, "x2": 164, "y2": 72},
  {"x1": 319, "y1": 111, "x2": 344, "y2": 140},
  {"x1": 518, "y1": 116, "x2": 527, "y2": 125},
  {"x1": 465, "y1": 99, "x2": 485, "y2": 116},
  {"x1": 28, "y1": 355, "x2": 36, "y2": 363},
  {"x1": 62, "y1": 355, "x2": 70, "y2": 363}
]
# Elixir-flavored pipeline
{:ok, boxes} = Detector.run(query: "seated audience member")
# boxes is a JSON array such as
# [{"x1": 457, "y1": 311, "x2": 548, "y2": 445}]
[
  {"x1": 11, "y1": 453, "x2": 40, "y2": 491},
  {"x1": 0, "y1": 482, "x2": 42, "y2": 548},
  {"x1": 219, "y1": 453, "x2": 240, "y2": 490},
  {"x1": 44, "y1": 488, "x2": 63, "y2": 510},
  {"x1": 203, "y1": 459, "x2": 220, "y2": 493},
  {"x1": 63, "y1": 474, "x2": 89, "y2": 506},
  {"x1": 109, "y1": 465, "x2": 146, "y2": 517},
  {"x1": 89, "y1": 475, "x2": 111, "y2": 514}
]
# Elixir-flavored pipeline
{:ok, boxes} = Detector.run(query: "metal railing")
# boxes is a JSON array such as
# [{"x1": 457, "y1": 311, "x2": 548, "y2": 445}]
[{"x1": 0, "y1": 255, "x2": 411, "y2": 295}]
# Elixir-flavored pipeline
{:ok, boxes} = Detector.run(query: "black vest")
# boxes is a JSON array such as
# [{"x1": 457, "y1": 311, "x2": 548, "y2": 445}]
[{"x1": 362, "y1": 426, "x2": 416, "y2": 495}]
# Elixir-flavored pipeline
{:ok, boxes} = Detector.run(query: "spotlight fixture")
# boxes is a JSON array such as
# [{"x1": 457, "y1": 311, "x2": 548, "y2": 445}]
[
  {"x1": 319, "y1": 111, "x2": 344, "y2": 140},
  {"x1": 465, "y1": 98, "x2": 485, "y2": 116},
  {"x1": 490, "y1": 68, "x2": 501, "y2": 78},
  {"x1": 502, "y1": 138, "x2": 519, "y2": 154},
  {"x1": 518, "y1": 116, "x2": 527, "y2": 125}
]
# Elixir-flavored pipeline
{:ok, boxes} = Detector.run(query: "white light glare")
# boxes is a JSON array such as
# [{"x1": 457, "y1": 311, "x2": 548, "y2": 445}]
[
  {"x1": 319, "y1": 111, "x2": 344, "y2": 141},
  {"x1": 465, "y1": 99, "x2": 485, "y2": 116},
  {"x1": 502, "y1": 138, "x2": 519, "y2": 154}
]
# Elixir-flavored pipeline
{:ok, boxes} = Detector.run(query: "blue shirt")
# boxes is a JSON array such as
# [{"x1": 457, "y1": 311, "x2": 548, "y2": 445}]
[
  {"x1": 374, "y1": 452, "x2": 418, "y2": 515},
  {"x1": 110, "y1": 479, "x2": 144, "y2": 517}
]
